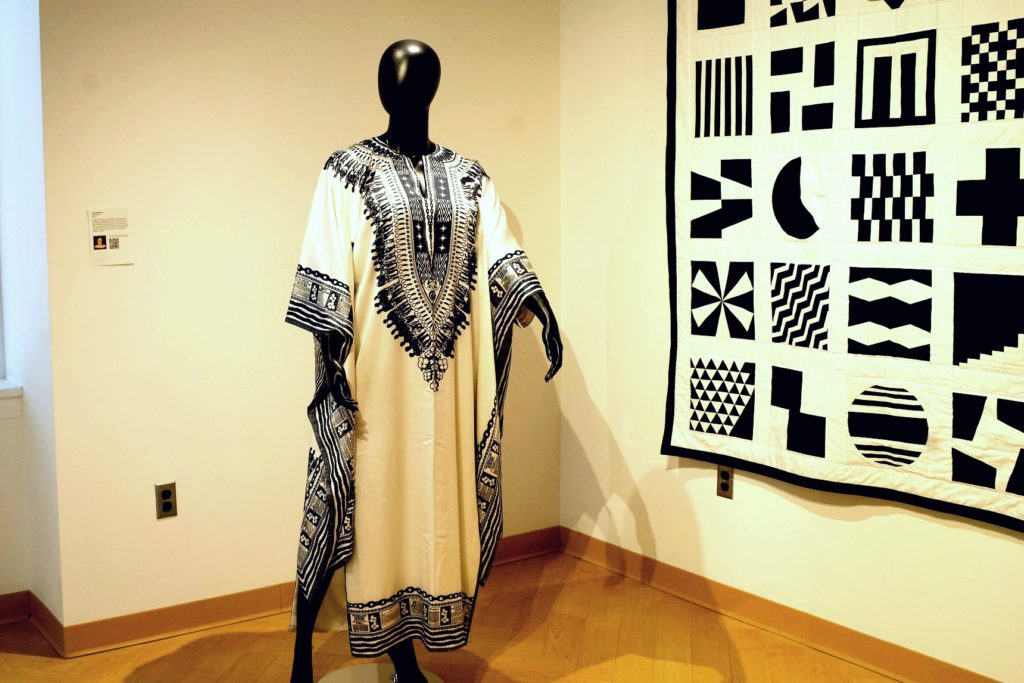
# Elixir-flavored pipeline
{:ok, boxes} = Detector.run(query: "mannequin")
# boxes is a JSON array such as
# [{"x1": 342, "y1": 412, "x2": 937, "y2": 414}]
[{"x1": 290, "y1": 39, "x2": 562, "y2": 683}]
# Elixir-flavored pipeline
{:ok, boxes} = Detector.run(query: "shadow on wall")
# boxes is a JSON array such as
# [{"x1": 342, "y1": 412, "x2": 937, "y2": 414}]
[
  {"x1": 499, "y1": 201, "x2": 562, "y2": 534},
  {"x1": 558, "y1": 334, "x2": 750, "y2": 681}
]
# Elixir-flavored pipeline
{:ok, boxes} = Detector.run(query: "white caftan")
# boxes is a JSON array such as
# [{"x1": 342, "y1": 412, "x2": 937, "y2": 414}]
[{"x1": 284, "y1": 136, "x2": 543, "y2": 657}]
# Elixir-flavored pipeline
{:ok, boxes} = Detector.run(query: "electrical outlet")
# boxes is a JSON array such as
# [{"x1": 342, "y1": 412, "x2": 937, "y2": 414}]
[
  {"x1": 717, "y1": 466, "x2": 734, "y2": 499},
  {"x1": 155, "y1": 483, "x2": 177, "y2": 519}
]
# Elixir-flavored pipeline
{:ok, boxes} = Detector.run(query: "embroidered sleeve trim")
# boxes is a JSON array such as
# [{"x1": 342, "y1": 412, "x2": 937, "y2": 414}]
[
  {"x1": 296, "y1": 392, "x2": 356, "y2": 600},
  {"x1": 285, "y1": 265, "x2": 354, "y2": 338},
  {"x1": 289, "y1": 264, "x2": 357, "y2": 600},
  {"x1": 474, "y1": 249, "x2": 545, "y2": 587},
  {"x1": 488, "y1": 250, "x2": 543, "y2": 330}
]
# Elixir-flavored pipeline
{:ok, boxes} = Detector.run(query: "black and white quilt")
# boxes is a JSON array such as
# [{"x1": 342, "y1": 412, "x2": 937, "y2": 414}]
[{"x1": 664, "y1": 0, "x2": 1024, "y2": 532}]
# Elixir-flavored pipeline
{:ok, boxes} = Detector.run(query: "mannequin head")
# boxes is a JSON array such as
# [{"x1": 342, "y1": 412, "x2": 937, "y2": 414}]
[{"x1": 377, "y1": 40, "x2": 441, "y2": 115}]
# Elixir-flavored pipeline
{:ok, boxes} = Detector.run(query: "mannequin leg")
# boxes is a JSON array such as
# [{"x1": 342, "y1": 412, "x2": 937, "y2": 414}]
[
  {"x1": 290, "y1": 568, "x2": 336, "y2": 683},
  {"x1": 386, "y1": 637, "x2": 427, "y2": 683}
]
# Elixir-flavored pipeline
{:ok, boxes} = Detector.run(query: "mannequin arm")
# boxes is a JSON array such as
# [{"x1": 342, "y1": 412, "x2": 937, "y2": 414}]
[
  {"x1": 523, "y1": 292, "x2": 563, "y2": 382},
  {"x1": 315, "y1": 331, "x2": 359, "y2": 411}
]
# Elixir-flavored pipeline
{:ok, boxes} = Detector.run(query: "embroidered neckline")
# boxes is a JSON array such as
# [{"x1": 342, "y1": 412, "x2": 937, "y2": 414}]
[
  {"x1": 370, "y1": 135, "x2": 447, "y2": 160},
  {"x1": 340, "y1": 139, "x2": 485, "y2": 391}
]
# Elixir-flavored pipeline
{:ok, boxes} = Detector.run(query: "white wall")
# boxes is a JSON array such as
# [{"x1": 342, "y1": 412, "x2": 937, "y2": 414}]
[
  {"x1": 16, "y1": 2, "x2": 1017, "y2": 678},
  {"x1": 558, "y1": 1, "x2": 1024, "y2": 682},
  {"x1": 38, "y1": 0, "x2": 560, "y2": 626},
  {"x1": 0, "y1": 0, "x2": 62, "y2": 617}
]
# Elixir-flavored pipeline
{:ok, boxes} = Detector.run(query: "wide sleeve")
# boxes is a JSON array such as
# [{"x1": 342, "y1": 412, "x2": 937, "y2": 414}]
[
  {"x1": 479, "y1": 174, "x2": 545, "y2": 330},
  {"x1": 285, "y1": 165, "x2": 355, "y2": 342},
  {"x1": 286, "y1": 160, "x2": 360, "y2": 601}
]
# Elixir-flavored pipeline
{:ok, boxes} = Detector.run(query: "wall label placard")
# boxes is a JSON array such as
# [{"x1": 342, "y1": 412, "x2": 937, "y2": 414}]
[{"x1": 88, "y1": 207, "x2": 134, "y2": 266}]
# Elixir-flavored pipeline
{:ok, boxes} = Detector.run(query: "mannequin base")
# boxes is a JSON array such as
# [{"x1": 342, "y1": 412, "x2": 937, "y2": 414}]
[{"x1": 319, "y1": 664, "x2": 445, "y2": 683}]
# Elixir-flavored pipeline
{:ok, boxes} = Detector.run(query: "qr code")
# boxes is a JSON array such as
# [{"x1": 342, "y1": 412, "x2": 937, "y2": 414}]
[{"x1": 109, "y1": 237, "x2": 120, "y2": 250}]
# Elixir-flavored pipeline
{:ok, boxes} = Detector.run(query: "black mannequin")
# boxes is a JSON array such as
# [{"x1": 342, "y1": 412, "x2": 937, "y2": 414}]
[
  {"x1": 375, "y1": 39, "x2": 562, "y2": 382},
  {"x1": 290, "y1": 39, "x2": 562, "y2": 683}
]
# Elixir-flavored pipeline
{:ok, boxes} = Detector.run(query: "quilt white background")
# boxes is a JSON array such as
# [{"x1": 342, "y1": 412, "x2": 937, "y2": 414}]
[{"x1": 663, "y1": 0, "x2": 1024, "y2": 532}]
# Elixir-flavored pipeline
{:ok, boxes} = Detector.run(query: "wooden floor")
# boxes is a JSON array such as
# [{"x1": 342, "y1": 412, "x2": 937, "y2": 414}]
[{"x1": 0, "y1": 552, "x2": 893, "y2": 682}]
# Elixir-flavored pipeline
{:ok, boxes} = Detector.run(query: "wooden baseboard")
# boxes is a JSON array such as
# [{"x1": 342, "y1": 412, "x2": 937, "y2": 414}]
[
  {"x1": 559, "y1": 526, "x2": 993, "y2": 683},
  {"x1": 0, "y1": 590, "x2": 30, "y2": 626},
  {"x1": 9, "y1": 526, "x2": 559, "y2": 658},
  {"x1": 493, "y1": 524, "x2": 562, "y2": 565},
  {"x1": 28, "y1": 592, "x2": 64, "y2": 657},
  {"x1": 279, "y1": 580, "x2": 296, "y2": 615},
  {"x1": 60, "y1": 582, "x2": 291, "y2": 658}
]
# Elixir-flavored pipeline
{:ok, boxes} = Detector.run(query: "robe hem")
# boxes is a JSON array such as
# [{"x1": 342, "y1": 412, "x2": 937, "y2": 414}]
[
  {"x1": 346, "y1": 638, "x2": 468, "y2": 659},
  {"x1": 345, "y1": 584, "x2": 476, "y2": 657}
]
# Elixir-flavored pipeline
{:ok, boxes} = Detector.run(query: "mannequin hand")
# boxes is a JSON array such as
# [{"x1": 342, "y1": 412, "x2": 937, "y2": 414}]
[
  {"x1": 330, "y1": 369, "x2": 359, "y2": 412},
  {"x1": 524, "y1": 292, "x2": 563, "y2": 382},
  {"x1": 541, "y1": 316, "x2": 563, "y2": 382}
]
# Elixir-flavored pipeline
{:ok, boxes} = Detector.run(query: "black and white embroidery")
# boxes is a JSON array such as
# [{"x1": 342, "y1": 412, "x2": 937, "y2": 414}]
[
  {"x1": 324, "y1": 146, "x2": 377, "y2": 192},
  {"x1": 330, "y1": 138, "x2": 486, "y2": 391},
  {"x1": 286, "y1": 266, "x2": 353, "y2": 338},
  {"x1": 341, "y1": 245, "x2": 541, "y2": 653},
  {"x1": 488, "y1": 250, "x2": 540, "y2": 329},
  {"x1": 476, "y1": 249, "x2": 543, "y2": 586},
  {"x1": 474, "y1": 405, "x2": 506, "y2": 589},
  {"x1": 297, "y1": 393, "x2": 356, "y2": 601},
  {"x1": 290, "y1": 138, "x2": 548, "y2": 656},
  {"x1": 286, "y1": 269, "x2": 357, "y2": 600},
  {"x1": 347, "y1": 586, "x2": 475, "y2": 657}
]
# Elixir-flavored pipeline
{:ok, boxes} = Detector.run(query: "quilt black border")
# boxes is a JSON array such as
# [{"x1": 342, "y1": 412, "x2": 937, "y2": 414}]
[{"x1": 659, "y1": 0, "x2": 1023, "y2": 535}]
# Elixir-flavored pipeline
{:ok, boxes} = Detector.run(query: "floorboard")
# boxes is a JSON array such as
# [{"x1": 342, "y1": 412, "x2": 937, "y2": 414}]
[{"x1": 0, "y1": 553, "x2": 895, "y2": 682}]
